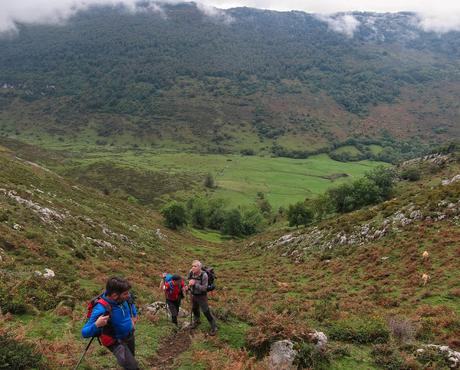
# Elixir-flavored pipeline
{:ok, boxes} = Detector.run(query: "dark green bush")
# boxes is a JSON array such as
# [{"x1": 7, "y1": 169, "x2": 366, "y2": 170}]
[
  {"x1": 73, "y1": 248, "x2": 86, "y2": 259},
  {"x1": 400, "y1": 167, "x2": 421, "y2": 181},
  {"x1": 328, "y1": 317, "x2": 390, "y2": 344},
  {"x1": 0, "y1": 288, "x2": 28, "y2": 315},
  {"x1": 0, "y1": 210, "x2": 9, "y2": 222},
  {"x1": 294, "y1": 342, "x2": 330, "y2": 370},
  {"x1": 0, "y1": 334, "x2": 45, "y2": 369},
  {"x1": 161, "y1": 201, "x2": 188, "y2": 229},
  {"x1": 287, "y1": 202, "x2": 314, "y2": 227},
  {"x1": 313, "y1": 298, "x2": 339, "y2": 323},
  {"x1": 371, "y1": 344, "x2": 409, "y2": 370},
  {"x1": 222, "y1": 209, "x2": 244, "y2": 236},
  {"x1": 16, "y1": 278, "x2": 61, "y2": 311},
  {"x1": 204, "y1": 173, "x2": 215, "y2": 188}
]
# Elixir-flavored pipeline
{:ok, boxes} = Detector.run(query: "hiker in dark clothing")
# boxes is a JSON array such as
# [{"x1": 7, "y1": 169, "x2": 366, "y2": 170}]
[
  {"x1": 82, "y1": 277, "x2": 139, "y2": 370},
  {"x1": 186, "y1": 260, "x2": 217, "y2": 336},
  {"x1": 160, "y1": 273, "x2": 186, "y2": 326}
]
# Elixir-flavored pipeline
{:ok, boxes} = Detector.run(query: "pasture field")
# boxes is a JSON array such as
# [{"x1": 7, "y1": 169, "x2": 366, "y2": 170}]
[
  {"x1": 51, "y1": 145, "x2": 386, "y2": 208},
  {"x1": 0, "y1": 136, "x2": 386, "y2": 208}
]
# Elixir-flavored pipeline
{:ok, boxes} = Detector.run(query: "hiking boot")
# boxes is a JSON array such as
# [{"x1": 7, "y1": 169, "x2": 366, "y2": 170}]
[
  {"x1": 190, "y1": 320, "x2": 201, "y2": 329},
  {"x1": 209, "y1": 326, "x2": 217, "y2": 336}
]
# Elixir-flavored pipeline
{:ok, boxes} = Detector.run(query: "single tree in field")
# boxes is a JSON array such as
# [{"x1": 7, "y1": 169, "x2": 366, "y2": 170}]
[{"x1": 204, "y1": 173, "x2": 216, "y2": 188}]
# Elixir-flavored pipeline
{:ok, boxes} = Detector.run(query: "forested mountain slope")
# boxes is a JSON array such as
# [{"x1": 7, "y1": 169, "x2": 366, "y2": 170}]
[{"x1": 1, "y1": 3, "x2": 459, "y2": 158}]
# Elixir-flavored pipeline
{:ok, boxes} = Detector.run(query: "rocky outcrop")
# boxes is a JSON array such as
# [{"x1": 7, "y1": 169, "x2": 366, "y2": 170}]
[
  {"x1": 264, "y1": 194, "x2": 460, "y2": 262},
  {"x1": 417, "y1": 344, "x2": 460, "y2": 368},
  {"x1": 145, "y1": 301, "x2": 188, "y2": 318},
  {"x1": 34, "y1": 268, "x2": 55, "y2": 279},
  {"x1": 268, "y1": 340, "x2": 298, "y2": 370},
  {"x1": 309, "y1": 331, "x2": 328, "y2": 350},
  {"x1": 102, "y1": 227, "x2": 132, "y2": 245},
  {"x1": 86, "y1": 236, "x2": 117, "y2": 250},
  {"x1": 442, "y1": 174, "x2": 460, "y2": 186},
  {"x1": 1, "y1": 189, "x2": 66, "y2": 224},
  {"x1": 401, "y1": 153, "x2": 451, "y2": 168},
  {"x1": 156, "y1": 228, "x2": 167, "y2": 240}
]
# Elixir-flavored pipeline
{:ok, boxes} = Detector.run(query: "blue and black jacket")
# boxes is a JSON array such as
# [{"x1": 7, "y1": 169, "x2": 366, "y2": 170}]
[{"x1": 82, "y1": 292, "x2": 137, "y2": 341}]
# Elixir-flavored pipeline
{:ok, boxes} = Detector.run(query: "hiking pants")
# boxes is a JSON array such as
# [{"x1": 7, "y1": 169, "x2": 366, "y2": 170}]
[
  {"x1": 108, "y1": 332, "x2": 139, "y2": 370},
  {"x1": 166, "y1": 299, "x2": 181, "y2": 325},
  {"x1": 191, "y1": 294, "x2": 216, "y2": 328}
]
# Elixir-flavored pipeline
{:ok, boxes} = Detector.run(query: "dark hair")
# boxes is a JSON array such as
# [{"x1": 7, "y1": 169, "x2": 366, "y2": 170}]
[
  {"x1": 171, "y1": 274, "x2": 182, "y2": 281},
  {"x1": 106, "y1": 276, "x2": 131, "y2": 295}
]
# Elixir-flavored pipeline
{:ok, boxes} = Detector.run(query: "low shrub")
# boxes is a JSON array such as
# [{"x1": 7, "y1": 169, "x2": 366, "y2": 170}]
[
  {"x1": 0, "y1": 288, "x2": 28, "y2": 314},
  {"x1": 328, "y1": 317, "x2": 390, "y2": 344},
  {"x1": 388, "y1": 317, "x2": 416, "y2": 343},
  {"x1": 371, "y1": 344, "x2": 409, "y2": 370},
  {"x1": 16, "y1": 278, "x2": 61, "y2": 311},
  {"x1": 400, "y1": 167, "x2": 421, "y2": 181},
  {"x1": 294, "y1": 342, "x2": 330, "y2": 370},
  {"x1": 313, "y1": 298, "x2": 339, "y2": 323},
  {"x1": 246, "y1": 313, "x2": 310, "y2": 357},
  {"x1": 0, "y1": 334, "x2": 45, "y2": 369},
  {"x1": 415, "y1": 346, "x2": 451, "y2": 369}
]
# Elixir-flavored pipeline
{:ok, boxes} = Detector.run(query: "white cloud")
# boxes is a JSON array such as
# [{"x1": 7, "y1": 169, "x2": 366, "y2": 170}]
[
  {"x1": 211, "y1": 0, "x2": 460, "y2": 33},
  {"x1": 196, "y1": 3, "x2": 234, "y2": 24},
  {"x1": 0, "y1": 0, "x2": 138, "y2": 34},
  {"x1": 1, "y1": 0, "x2": 460, "y2": 34},
  {"x1": 317, "y1": 14, "x2": 360, "y2": 38}
]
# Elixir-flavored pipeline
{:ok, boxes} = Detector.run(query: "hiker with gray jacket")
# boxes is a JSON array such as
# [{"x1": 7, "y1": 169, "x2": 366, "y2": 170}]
[{"x1": 186, "y1": 259, "x2": 217, "y2": 336}]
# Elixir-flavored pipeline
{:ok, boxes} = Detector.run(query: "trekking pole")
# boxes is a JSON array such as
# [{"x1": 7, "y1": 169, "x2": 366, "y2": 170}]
[
  {"x1": 189, "y1": 292, "x2": 193, "y2": 328},
  {"x1": 73, "y1": 336, "x2": 95, "y2": 370}
]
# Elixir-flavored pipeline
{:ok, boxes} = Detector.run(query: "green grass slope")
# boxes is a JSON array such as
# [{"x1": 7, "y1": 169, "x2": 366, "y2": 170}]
[{"x1": 1, "y1": 145, "x2": 460, "y2": 369}]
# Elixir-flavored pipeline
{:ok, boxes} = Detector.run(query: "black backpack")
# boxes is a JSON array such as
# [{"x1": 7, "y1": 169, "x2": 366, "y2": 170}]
[
  {"x1": 189, "y1": 266, "x2": 216, "y2": 292},
  {"x1": 203, "y1": 266, "x2": 216, "y2": 292}
]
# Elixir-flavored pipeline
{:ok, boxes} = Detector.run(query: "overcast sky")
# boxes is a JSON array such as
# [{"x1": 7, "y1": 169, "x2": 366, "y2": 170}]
[{"x1": 2, "y1": 0, "x2": 460, "y2": 34}]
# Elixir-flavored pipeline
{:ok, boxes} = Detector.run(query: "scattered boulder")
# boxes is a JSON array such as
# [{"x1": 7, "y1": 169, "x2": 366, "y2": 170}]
[
  {"x1": 33, "y1": 268, "x2": 55, "y2": 279},
  {"x1": 44, "y1": 268, "x2": 55, "y2": 279},
  {"x1": 144, "y1": 302, "x2": 188, "y2": 318},
  {"x1": 442, "y1": 174, "x2": 460, "y2": 186},
  {"x1": 410, "y1": 210, "x2": 423, "y2": 220},
  {"x1": 87, "y1": 237, "x2": 117, "y2": 250},
  {"x1": 419, "y1": 344, "x2": 460, "y2": 368},
  {"x1": 102, "y1": 227, "x2": 132, "y2": 244},
  {"x1": 156, "y1": 229, "x2": 167, "y2": 240},
  {"x1": 309, "y1": 331, "x2": 328, "y2": 350},
  {"x1": 268, "y1": 340, "x2": 298, "y2": 370},
  {"x1": 145, "y1": 301, "x2": 168, "y2": 315}
]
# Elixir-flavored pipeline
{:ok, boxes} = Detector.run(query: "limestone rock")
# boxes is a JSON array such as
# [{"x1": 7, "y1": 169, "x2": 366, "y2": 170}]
[
  {"x1": 310, "y1": 331, "x2": 328, "y2": 350},
  {"x1": 268, "y1": 340, "x2": 298, "y2": 370},
  {"x1": 422, "y1": 344, "x2": 460, "y2": 368}
]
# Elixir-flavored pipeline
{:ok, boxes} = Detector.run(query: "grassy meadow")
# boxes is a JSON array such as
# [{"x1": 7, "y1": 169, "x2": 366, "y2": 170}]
[{"x1": 7, "y1": 136, "x2": 385, "y2": 209}]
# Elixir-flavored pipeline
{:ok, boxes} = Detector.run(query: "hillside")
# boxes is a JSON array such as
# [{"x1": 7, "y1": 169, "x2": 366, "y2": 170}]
[
  {"x1": 1, "y1": 141, "x2": 459, "y2": 368},
  {"x1": 1, "y1": 3, "x2": 460, "y2": 159}
]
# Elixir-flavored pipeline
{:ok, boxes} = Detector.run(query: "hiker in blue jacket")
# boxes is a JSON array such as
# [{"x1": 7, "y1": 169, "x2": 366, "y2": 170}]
[{"x1": 82, "y1": 276, "x2": 139, "y2": 370}]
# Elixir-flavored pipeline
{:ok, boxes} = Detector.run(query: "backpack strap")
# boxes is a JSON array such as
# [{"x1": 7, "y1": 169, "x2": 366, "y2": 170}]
[
  {"x1": 127, "y1": 294, "x2": 135, "y2": 318},
  {"x1": 97, "y1": 298, "x2": 112, "y2": 317},
  {"x1": 96, "y1": 298, "x2": 117, "y2": 347}
]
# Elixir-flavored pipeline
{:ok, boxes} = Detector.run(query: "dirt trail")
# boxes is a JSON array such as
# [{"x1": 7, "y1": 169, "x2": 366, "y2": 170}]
[{"x1": 148, "y1": 328, "x2": 193, "y2": 370}]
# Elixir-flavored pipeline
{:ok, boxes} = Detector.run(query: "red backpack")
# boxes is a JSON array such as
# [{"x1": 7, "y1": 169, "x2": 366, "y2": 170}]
[
  {"x1": 86, "y1": 294, "x2": 116, "y2": 347},
  {"x1": 165, "y1": 280, "x2": 184, "y2": 301}
]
